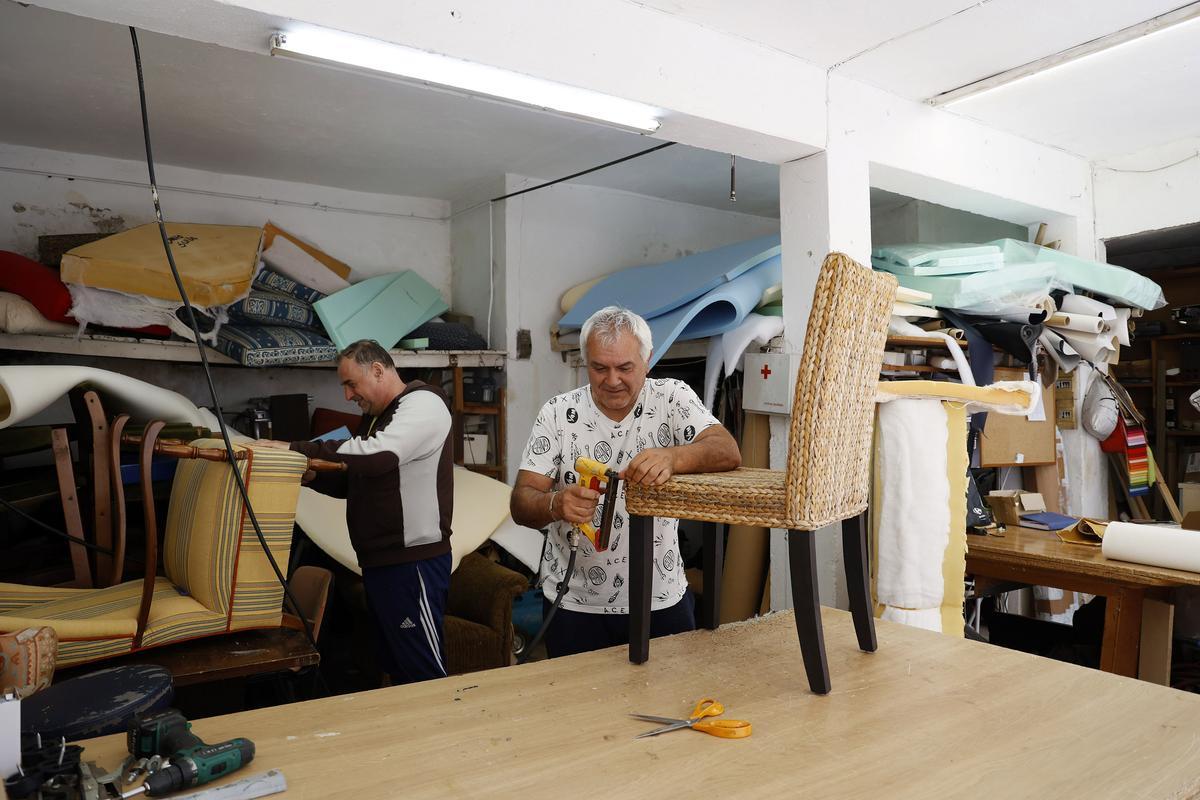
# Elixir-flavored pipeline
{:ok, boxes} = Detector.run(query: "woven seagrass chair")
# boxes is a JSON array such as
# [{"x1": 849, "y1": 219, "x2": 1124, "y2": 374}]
[{"x1": 625, "y1": 251, "x2": 896, "y2": 694}]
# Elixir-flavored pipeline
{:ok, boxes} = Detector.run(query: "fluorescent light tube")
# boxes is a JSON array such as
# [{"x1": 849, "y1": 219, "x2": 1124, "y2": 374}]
[
  {"x1": 931, "y1": 3, "x2": 1200, "y2": 106},
  {"x1": 270, "y1": 28, "x2": 662, "y2": 133}
]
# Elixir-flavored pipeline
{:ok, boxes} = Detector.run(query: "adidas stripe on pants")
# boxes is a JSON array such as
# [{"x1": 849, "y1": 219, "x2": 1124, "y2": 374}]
[{"x1": 363, "y1": 552, "x2": 451, "y2": 684}]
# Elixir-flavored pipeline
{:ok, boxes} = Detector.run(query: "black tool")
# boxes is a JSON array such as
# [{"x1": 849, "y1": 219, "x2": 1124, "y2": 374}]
[{"x1": 123, "y1": 709, "x2": 254, "y2": 797}]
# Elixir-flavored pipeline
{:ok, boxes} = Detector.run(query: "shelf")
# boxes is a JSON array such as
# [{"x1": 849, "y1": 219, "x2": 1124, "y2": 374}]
[
  {"x1": 885, "y1": 336, "x2": 955, "y2": 350},
  {"x1": 1167, "y1": 381, "x2": 1200, "y2": 388},
  {"x1": 461, "y1": 403, "x2": 501, "y2": 416},
  {"x1": 0, "y1": 332, "x2": 506, "y2": 369},
  {"x1": 1166, "y1": 430, "x2": 1200, "y2": 438}
]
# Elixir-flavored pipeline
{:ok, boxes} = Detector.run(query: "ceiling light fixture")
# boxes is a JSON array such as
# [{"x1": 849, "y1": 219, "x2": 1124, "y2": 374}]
[
  {"x1": 930, "y1": 2, "x2": 1200, "y2": 106},
  {"x1": 269, "y1": 28, "x2": 663, "y2": 133}
]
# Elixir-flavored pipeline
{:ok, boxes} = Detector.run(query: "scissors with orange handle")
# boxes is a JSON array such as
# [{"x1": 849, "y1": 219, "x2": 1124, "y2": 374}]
[{"x1": 631, "y1": 698, "x2": 752, "y2": 739}]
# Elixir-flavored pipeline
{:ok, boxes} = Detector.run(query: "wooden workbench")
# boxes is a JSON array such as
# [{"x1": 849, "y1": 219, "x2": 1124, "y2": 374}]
[
  {"x1": 967, "y1": 526, "x2": 1200, "y2": 679},
  {"x1": 80, "y1": 609, "x2": 1200, "y2": 798}
]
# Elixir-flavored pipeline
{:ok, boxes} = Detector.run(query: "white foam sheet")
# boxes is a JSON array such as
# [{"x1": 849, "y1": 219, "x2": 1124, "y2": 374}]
[
  {"x1": 262, "y1": 235, "x2": 350, "y2": 296},
  {"x1": 1103, "y1": 522, "x2": 1200, "y2": 574},
  {"x1": 0, "y1": 365, "x2": 207, "y2": 429},
  {"x1": 489, "y1": 518, "x2": 545, "y2": 574},
  {"x1": 880, "y1": 606, "x2": 942, "y2": 633},
  {"x1": 295, "y1": 466, "x2": 512, "y2": 575},
  {"x1": 875, "y1": 399, "x2": 950, "y2": 613},
  {"x1": 703, "y1": 313, "x2": 784, "y2": 407}
]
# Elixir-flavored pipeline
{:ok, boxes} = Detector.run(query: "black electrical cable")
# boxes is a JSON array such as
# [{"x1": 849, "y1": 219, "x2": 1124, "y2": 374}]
[
  {"x1": 0, "y1": 495, "x2": 115, "y2": 556},
  {"x1": 490, "y1": 141, "x2": 676, "y2": 204},
  {"x1": 127, "y1": 28, "x2": 319, "y2": 655},
  {"x1": 517, "y1": 543, "x2": 578, "y2": 665}
]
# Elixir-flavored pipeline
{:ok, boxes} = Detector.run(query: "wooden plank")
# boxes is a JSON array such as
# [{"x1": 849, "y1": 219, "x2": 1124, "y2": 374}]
[
  {"x1": 1100, "y1": 587, "x2": 1143, "y2": 678},
  {"x1": 78, "y1": 610, "x2": 1200, "y2": 798},
  {"x1": 55, "y1": 628, "x2": 318, "y2": 687},
  {"x1": 0, "y1": 333, "x2": 505, "y2": 368},
  {"x1": 1139, "y1": 597, "x2": 1175, "y2": 686}
]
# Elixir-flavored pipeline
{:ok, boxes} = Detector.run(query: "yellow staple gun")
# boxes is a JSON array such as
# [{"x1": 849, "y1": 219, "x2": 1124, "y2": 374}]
[{"x1": 574, "y1": 456, "x2": 620, "y2": 551}]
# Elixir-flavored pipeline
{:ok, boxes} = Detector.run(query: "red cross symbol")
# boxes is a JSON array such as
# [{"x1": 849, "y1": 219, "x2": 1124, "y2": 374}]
[{"x1": 761, "y1": 363, "x2": 772, "y2": 379}]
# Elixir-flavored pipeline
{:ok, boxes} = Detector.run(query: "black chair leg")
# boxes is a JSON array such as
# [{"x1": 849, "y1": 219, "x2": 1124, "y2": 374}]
[
  {"x1": 842, "y1": 513, "x2": 878, "y2": 653},
  {"x1": 628, "y1": 514, "x2": 654, "y2": 664},
  {"x1": 788, "y1": 529, "x2": 831, "y2": 694},
  {"x1": 701, "y1": 521, "x2": 724, "y2": 630}
]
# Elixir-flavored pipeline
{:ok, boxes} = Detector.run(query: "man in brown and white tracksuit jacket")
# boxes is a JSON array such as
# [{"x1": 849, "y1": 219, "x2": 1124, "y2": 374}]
[{"x1": 261, "y1": 339, "x2": 453, "y2": 684}]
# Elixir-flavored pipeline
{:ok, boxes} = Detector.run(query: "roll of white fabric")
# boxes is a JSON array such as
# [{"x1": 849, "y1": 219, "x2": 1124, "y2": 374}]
[
  {"x1": 1047, "y1": 312, "x2": 1109, "y2": 333},
  {"x1": 1059, "y1": 294, "x2": 1117, "y2": 321},
  {"x1": 1103, "y1": 522, "x2": 1200, "y2": 573}
]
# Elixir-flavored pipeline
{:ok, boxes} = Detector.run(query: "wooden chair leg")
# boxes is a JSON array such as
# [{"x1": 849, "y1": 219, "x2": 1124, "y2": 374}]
[
  {"x1": 788, "y1": 529, "x2": 831, "y2": 694},
  {"x1": 842, "y1": 513, "x2": 877, "y2": 653},
  {"x1": 628, "y1": 514, "x2": 653, "y2": 664},
  {"x1": 701, "y1": 521, "x2": 724, "y2": 630}
]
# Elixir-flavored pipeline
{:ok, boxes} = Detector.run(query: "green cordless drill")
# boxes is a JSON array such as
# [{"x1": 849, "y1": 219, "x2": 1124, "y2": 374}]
[{"x1": 123, "y1": 709, "x2": 255, "y2": 797}]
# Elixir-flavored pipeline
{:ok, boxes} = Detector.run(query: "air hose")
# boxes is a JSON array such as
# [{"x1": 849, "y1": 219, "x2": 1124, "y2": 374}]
[{"x1": 517, "y1": 530, "x2": 579, "y2": 664}]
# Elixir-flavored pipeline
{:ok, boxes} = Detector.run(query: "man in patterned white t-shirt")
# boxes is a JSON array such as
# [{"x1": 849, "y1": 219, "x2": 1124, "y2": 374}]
[{"x1": 511, "y1": 306, "x2": 741, "y2": 657}]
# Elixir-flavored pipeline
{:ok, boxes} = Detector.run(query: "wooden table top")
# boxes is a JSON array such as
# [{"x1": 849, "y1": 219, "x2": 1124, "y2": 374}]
[
  {"x1": 968, "y1": 526, "x2": 1200, "y2": 588},
  {"x1": 80, "y1": 609, "x2": 1200, "y2": 799}
]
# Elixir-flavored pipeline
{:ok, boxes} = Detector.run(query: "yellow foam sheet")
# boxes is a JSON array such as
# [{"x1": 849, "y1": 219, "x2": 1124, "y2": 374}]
[
  {"x1": 871, "y1": 401, "x2": 966, "y2": 637},
  {"x1": 60, "y1": 223, "x2": 262, "y2": 306},
  {"x1": 296, "y1": 466, "x2": 512, "y2": 575}
]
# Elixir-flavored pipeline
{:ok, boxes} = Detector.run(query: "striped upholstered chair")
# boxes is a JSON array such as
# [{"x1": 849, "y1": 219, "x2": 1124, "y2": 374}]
[{"x1": 0, "y1": 431, "x2": 307, "y2": 667}]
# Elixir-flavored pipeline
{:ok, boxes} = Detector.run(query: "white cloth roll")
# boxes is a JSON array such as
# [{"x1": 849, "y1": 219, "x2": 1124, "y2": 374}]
[
  {"x1": 1059, "y1": 294, "x2": 1117, "y2": 321},
  {"x1": 1040, "y1": 330, "x2": 1081, "y2": 373},
  {"x1": 1114, "y1": 308, "x2": 1132, "y2": 346},
  {"x1": 1058, "y1": 329, "x2": 1118, "y2": 363},
  {"x1": 1047, "y1": 313, "x2": 1109, "y2": 333},
  {"x1": 1103, "y1": 522, "x2": 1200, "y2": 573}
]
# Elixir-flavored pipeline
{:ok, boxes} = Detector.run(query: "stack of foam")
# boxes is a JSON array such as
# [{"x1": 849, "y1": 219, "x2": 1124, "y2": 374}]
[
  {"x1": 876, "y1": 239, "x2": 1164, "y2": 374},
  {"x1": 59, "y1": 222, "x2": 264, "y2": 343}
]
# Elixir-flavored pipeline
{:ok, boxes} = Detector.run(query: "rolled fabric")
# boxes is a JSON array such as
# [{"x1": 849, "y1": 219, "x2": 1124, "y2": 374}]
[
  {"x1": 1040, "y1": 330, "x2": 1081, "y2": 373},
  {"x1": 1113, "y1": 308, "x2": 1132, "y2": 347},
  {"x1": 1057, "y1": 329, "x2": 1118, "y2": 363},
  {"x1": 1047, "y1": 312, "x2": 1109, "y2": 333},
  {"x1": 1103, "y1": 522, "x2": 1200, "y2": 573},
  {"x1": 1059, "y1": 294, "x2": 1116, "y2": 321}
]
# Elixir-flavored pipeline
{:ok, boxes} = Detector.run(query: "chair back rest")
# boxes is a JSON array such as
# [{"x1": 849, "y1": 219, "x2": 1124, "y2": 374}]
[
  {"x1": 163, "y1": 441, "x2": 307, "y2": 626},
  {"x1": 785, "y1": 253, "x2": 896, "y2": 526}
]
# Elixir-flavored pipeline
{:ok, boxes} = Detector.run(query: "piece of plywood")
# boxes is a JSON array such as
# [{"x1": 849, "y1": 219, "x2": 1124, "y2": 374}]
[
  {"x1": 1139, "y1": 598, "x2": 1174, "y2": 686},
  {"x1": 77, "y1": 610, "x2": 1200, "y2": 798},
  {"x1": 980, "y1": 367, "x2": 1057, "y2": 467}
]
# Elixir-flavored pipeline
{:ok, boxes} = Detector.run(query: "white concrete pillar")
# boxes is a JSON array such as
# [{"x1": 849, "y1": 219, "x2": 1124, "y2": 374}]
[{"x1": 769, "y1": 145, "x2": 872, "y2": 612}]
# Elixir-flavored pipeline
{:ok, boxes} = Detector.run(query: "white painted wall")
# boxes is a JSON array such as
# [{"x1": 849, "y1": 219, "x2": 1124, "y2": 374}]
[
  {"x1": 0, "y1": 142, "x2": 452, "y2": 297},
  {"x1": 1094, "y1": 137, "x2": 1200, "y2": 241},
  {"x1": 499, "y1": 174, "x2": 779, "y2": 482}
]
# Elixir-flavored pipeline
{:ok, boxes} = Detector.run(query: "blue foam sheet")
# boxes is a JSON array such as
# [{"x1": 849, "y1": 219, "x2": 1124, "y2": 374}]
[
  {"x1": 558, "y1": 234, "x2": 781, "y2": 330},
  {"x1": 646, "y1": 254, "x2": 782, "y2": 368}
]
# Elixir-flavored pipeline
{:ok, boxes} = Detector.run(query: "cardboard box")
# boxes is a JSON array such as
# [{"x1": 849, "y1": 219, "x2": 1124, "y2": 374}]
[
  {"x1": 1180, "y1": 482, "x2": 1200, "y2": 518},
  {"x1": 980, "y1": 367, "x2": 1057, "y2": 466},
  {"x1": 985, "y1": 490, "x2": 1046, "y2": 526}
]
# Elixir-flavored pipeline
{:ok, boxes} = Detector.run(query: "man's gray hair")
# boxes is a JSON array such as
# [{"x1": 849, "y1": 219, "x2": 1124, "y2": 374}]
[{"x1": 580, "y1": 306, "x2": 653, "y2": 363}]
